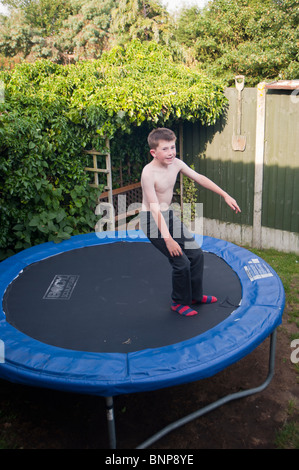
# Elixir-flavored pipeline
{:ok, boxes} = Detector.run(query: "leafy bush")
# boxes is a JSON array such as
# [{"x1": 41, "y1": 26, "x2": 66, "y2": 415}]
[{"x1": 0, "y1": 62, "x2": 100, "y2": 259}]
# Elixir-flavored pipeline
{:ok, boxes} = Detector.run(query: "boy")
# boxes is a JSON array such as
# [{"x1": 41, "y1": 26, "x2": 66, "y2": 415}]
[{"x1": 140, "y1": 127, "x2": 241, "y2": 317}]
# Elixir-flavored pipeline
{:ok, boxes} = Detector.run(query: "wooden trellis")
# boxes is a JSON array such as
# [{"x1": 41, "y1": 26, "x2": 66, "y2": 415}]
[{"x1": 84, "y1": 137, "x2": 113, "y2": 206}]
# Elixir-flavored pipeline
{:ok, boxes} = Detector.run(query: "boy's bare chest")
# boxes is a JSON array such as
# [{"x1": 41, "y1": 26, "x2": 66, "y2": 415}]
[{"x1": 154, "y1": 168, "x2": 179, "y2": 194}]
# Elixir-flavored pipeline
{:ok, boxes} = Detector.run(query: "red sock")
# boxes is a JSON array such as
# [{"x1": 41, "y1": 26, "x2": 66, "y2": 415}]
[
  {"x1": 192, "y1": 295, "x2": 217, "y2": 304},
  {"x1": 171, "y1": 302, "x2": 198, "y2": 316}
]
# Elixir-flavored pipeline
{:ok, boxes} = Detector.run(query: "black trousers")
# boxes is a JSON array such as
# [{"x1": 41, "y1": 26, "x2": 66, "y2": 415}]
[{"x1": 140, "y1": 210, "x2": 204, "y2": 306}]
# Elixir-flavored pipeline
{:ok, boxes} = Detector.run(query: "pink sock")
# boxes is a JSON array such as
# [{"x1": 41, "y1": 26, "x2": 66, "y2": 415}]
[
  {"x1": 193, "y1": 295, "x2": 217, "y2": 304},
  {"x1": 171, "y1": 302, "x2": 198, "y2": 316}
]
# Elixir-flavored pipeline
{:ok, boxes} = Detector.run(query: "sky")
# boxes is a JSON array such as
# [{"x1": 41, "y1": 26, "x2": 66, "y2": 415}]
[
  {"x1": 0, "y1": 0, "x2": 209, "y2": 16},
  {"x1": 161, "y1": 0, "x2": 209, "y2": 13},
  {"x1": 0, "y1": 2, "x2": 8, "y2": 15}
]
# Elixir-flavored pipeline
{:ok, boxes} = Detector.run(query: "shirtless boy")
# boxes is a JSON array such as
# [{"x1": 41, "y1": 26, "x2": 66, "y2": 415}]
[{"x1": 140, "y1": 127, "x2": 241, "y2": 317}]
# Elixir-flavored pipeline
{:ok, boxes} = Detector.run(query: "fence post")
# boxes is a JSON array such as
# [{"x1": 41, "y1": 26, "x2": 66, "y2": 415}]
[{"x1": 252, "y1": 82, "x2": 266, "y2": 249}]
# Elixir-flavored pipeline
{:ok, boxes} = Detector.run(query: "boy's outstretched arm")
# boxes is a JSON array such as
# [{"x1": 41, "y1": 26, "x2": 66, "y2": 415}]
[{"x1": 180, "y1": 162, "x2": 241, "y2": 214}]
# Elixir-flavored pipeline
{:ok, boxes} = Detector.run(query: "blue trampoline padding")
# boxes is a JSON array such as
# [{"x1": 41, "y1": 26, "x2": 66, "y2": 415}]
[{"x1": 0, "y1": 231, "x2": 285, "y2": 396}]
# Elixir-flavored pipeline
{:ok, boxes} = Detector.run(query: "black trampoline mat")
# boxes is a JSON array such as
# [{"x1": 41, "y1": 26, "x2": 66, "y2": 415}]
[{"x1": 3, "y1": 242, "x2": 242, "y2": 353}]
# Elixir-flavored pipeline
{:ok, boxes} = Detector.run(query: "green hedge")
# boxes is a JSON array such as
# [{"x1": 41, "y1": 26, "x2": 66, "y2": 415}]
[
  {"x1": 0, "y1": 60, "x2": 101, "y2": 259},
  {"x1": 0, "y1": 40, "x2": 226, "y2": 259}
]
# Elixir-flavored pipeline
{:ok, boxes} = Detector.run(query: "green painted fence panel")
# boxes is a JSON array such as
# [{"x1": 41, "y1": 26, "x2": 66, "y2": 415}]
[
  {"x1": 182, "y1": 87, "x2": 299, "y2": 236},
  {"x1": 182, "y1": 88, "x2": 256, "y2": 227},
  {"x1": 262, "y1": 90, "x2": 299, "y2": 233}
]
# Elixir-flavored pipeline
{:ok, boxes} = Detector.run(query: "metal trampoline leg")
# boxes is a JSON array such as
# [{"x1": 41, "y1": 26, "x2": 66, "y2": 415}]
[
  {"x1": 136, "y1": 330, "x2": 277, "y2": 449},
  {"x1": 105, "y1": 396, "x2": 116, "y2": 449}
]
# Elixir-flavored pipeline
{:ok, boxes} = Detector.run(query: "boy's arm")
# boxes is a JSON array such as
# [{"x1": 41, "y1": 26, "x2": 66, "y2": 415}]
[
  {"x1": 141, "y1": 170, "x2": 182, "y2": 257},
  {"x1": 180, "y1": 161, "x2": 241, "y2": 213}
]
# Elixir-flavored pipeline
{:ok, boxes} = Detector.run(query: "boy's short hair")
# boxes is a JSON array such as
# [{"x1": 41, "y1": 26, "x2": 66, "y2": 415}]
[{"x1": 148, "y1": 128, "x2": 176, "y2": 149}]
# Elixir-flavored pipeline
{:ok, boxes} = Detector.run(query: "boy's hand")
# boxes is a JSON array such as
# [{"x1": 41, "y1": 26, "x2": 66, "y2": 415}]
[
  {"x1": 224, "y1": 194, "x2": 241, "y2": 214},
  {"x1": 165, "y1": 238, "x2": 183, "y2": 257}
]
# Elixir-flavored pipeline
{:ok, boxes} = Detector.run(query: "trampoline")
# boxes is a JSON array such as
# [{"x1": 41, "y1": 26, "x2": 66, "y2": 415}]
[{"x1": 0, "y1": 230, "x2": 285, "y2": 448}]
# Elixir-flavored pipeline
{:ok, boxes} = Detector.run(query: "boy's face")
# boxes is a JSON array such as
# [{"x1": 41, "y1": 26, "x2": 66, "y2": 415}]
[{"x1": 150, "y1": 139, "x2": 176, "y2": 166}]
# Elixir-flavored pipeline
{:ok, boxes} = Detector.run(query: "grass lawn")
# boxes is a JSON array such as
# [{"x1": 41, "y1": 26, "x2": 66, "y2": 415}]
[{"x1": 249, "y1": 247, "x2": 299, "y2": 449}]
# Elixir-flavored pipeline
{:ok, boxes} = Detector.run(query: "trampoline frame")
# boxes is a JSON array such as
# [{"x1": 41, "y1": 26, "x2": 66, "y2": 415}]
[{"x1": 0, "y1": 230, "x2": 284, "y2": 448}]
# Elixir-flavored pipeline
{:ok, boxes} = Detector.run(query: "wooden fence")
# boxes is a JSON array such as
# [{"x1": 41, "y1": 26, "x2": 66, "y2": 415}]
[{"x1": 182, "y1": 81, "x2": 299, "y2": 254}]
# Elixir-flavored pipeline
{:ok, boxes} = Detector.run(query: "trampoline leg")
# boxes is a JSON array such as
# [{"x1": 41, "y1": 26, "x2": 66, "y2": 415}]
[
  {"x1": 136, "y1": 330, "x2": 277, "y2": 449},
  {"x1": 105, "y1": 396, "x2": 116, "y2": 449}
]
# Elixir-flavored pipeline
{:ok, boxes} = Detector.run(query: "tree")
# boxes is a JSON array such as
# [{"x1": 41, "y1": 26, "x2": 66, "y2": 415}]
[
  {"x1": 52, "y1": 0, "x2": 115, "y2": 62},
  {"x1": 2, "y1": 0, "x2": 73, "y2": 34},
  {"x1": 109, "y1": 0, "x2": 172, "y2": 46},
  {"x1": 0, "y1": 0, "x2": 116, "y2": 63},
  {"x1": 0, "y1": 0, "x2": 176, "y2": 63},
  {"x1": 175, "y1": 0, "x2": 299, "y2": 85},
  {"x1": 0, "y1": 9, "x2": 38, "y2": 58}
]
